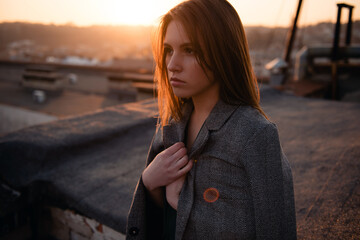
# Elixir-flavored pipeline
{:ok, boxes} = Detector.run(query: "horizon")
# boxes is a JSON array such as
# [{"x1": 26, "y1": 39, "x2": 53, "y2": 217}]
[
  {"x1": 1, "y1": 19, "x2": 356, "y2": 29},
  {"x1": 0, "y1": 0, "x2": 359, "y2": 28}
]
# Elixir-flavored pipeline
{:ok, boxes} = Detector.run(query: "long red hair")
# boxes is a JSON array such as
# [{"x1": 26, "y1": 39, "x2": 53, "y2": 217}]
[{"x1": 153, "y1": 0, "x2": 266, "y2": 125}]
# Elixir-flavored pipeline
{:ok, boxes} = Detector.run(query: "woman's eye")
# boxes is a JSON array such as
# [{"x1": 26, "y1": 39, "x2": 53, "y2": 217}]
[
  {"x1": 164, "y1": 47, "x2": 173, "y2": 55},
  {"x1": 184, "y1": 47, "x2": 194, "y2": 54}
]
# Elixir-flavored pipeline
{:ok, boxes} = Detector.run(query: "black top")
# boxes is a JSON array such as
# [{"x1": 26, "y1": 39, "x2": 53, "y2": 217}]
[{"x1": 162, "y1": 194, "x2": 177, "y2": 240}]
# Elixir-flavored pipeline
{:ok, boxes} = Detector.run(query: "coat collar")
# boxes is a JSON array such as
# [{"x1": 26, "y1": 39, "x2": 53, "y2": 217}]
[
  {"x1": 163, "y1": 99, "x2": 239, "y2": 149},
  {"x1": 162, "y1": 101, "x2": 193, "y2": 149},
  {"x1": 204, "y1": 99, "x2": 240, "y2": 131}
]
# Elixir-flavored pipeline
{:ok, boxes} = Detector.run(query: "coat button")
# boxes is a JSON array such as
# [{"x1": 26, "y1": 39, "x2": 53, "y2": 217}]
[{"x1": 129, "y1": 227, "x2": 139, "y2": 236}]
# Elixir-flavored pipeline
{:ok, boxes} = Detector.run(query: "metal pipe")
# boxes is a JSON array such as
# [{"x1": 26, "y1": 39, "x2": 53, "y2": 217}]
[
  {"x1": 346, "y1": 6, "x2": 353, "y2": 46},
  {"x1": 332, "y1": 4, "x2": 342, "y2": 61},
  {"x1": 284, "y1": 0, "x2": 303, "y2": 64}
]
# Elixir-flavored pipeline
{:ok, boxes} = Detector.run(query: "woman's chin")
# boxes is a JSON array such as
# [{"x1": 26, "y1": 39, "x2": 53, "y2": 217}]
[{"x1": 172, "y1": 90, "x2": 191, "y2": 99}]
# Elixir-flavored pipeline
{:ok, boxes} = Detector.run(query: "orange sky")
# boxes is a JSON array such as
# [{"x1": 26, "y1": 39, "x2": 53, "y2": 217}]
[{"x1": 0, "y1": 0, "x2": 359, "y2": 27}]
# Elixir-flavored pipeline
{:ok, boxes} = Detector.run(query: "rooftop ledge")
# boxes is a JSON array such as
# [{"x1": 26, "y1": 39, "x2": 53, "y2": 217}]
[{"x1": 1, "y1": 87, "x2": 360, "y2": 238}]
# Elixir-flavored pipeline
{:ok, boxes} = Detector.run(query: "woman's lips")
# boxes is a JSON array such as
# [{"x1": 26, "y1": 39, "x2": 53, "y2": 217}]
[{"x1": 170, "y1": 77, "x2": 186, "y2": 87}]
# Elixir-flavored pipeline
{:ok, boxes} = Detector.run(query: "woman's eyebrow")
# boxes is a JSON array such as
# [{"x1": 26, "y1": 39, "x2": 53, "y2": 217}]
[
  {"x1": 180, "y1": 43, "x2": 193, "y2": 48},
  {"x1": 163, "y1": 42, "x2": 192, "y2": 48},
  {"x1": 163, "y1": 43, "x2": 171, "y2": 48}
]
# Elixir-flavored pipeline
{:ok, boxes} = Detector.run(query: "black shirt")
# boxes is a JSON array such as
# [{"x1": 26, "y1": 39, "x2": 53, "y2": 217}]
[{"x1": 162, "y1": 193, "x2": 177, "y2": 240}]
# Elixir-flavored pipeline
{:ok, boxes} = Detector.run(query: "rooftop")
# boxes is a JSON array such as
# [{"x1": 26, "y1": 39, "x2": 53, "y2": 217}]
[{"x1": 1, "y1": 85, "x2": 359, "y2": 239}]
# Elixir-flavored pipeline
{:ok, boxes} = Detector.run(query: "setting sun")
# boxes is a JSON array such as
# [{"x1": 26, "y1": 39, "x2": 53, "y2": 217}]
[
  {"x1": 0, "y1": 0, "x2": 359, "y2": 27},
  {"x1": 96, "y1": 0, "x2": 178, "y2": 26},
  {"x1": 104, "y1": 1, "x2": 155, "y2": 25}
]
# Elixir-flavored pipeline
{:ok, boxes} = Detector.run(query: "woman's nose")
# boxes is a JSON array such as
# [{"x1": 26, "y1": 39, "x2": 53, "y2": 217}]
[{"x1": 167, "y1": 53, "x2": 182, "y2": 73}]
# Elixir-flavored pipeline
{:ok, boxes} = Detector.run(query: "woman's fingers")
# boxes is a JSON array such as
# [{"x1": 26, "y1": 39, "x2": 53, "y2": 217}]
[
  {"x1": 171, "y1": 146, "x2": 187, "y2": 162},
  {"x1": 177, "y1": 159, "x2": 193, "y2": 177},
  {"x1": 142, "y1": 142, "x2": 192, "y2": 190},
  {"x1": 161, "y1": 142, "x2": 187, "y2": 168},
  {"x1": 162, "y1": 142, "x2": 185, "y2": 157},
  {"x1": 175, "y1": 154, "x2": 189, "y2": 169}
]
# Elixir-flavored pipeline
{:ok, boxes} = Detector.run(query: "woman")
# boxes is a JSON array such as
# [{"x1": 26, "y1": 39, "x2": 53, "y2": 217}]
[{"x1": 126, "y1": 0, "x2": 297, "y2": 239}]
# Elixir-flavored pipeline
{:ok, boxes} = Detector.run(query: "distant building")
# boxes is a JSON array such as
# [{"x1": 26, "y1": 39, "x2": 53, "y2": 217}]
[{"x1": 62, "y1": 56, "x2": 99, "y2": 66}]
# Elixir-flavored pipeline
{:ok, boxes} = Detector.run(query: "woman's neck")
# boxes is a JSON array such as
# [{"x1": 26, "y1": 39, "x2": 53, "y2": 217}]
[
  {"x1": 186, "y1": 89, "x2": 219, "y2": 150},
  {"x1": 191, "y1": 85, "x2": 219, "y2": 120}
]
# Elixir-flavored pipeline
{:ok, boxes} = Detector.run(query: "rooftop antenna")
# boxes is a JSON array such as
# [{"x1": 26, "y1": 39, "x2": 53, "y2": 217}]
[
  {"x1": 282, "y1": 0, "x2": 303, "y2": 84},
  {"x1": 331, "y1": 3, "x2": 354, "y2": 99},
  {"x1": 332, "y1": 3, "x2": 354, "y2": 61}
]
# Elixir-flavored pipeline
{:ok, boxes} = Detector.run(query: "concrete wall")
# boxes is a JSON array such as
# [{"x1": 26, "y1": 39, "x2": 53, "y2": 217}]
[
  {"x1": 48, "y1": 207, "x2": 125, "y2": 240},
  {"x1": 0, "y1": 104, "x2": 57, "y2": 136}
]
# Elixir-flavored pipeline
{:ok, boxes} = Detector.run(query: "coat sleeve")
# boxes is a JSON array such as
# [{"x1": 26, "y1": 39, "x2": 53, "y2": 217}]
[
  {"x1": 126, "y1": 124, "x2": 165, "y2": 240},
  {"x1": 241, "y1": 123, "x2": 297, "y2": 240}
]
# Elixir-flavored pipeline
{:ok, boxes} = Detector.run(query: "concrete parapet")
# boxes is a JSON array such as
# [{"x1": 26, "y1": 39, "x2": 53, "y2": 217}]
[
  {"x1": 0, "y1": 103, "x2": 58, "y2": 136},
  {"x1": 48, "y1": 207, "x2": 125, "y2": 240},
  {"x1": 0, "y1": 98, "x2": 157, "y2": 238}
]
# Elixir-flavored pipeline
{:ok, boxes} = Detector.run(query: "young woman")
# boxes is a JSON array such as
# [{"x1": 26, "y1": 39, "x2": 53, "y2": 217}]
[{"x1": 126, "y1": 0, "x2": 297, "y2": 239}]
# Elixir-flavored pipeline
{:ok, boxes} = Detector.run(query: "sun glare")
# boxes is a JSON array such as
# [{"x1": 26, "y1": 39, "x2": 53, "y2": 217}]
[
  {"x1": 100, "y1": 0, "x2": 179, "y2": 26},
  {"x1": 105, "y1": 1, "x2": 152, "y2": 25}
]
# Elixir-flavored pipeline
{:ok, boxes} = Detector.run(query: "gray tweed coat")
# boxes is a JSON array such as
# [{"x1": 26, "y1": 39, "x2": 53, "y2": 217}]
[{"x1": 126, "y1": 100, "x2": 297, "y2": 239}]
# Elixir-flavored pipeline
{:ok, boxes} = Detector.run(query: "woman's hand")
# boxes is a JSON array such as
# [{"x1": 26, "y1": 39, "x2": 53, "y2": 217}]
[
  {"x1": 142, "y1": 142, "x2": 193, "y2": 191},
  {"x1": 166, "y1": 174, "x2": 188, "y2": 210}
]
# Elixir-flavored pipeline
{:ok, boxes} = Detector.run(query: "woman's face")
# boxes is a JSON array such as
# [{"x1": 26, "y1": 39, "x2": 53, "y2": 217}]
[{"x1": 164, "y1": 20, "x2": 218, "y2": 100}]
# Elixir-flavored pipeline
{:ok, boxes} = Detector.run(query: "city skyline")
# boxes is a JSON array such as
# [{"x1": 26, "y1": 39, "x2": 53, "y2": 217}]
[{"x1": 0, "y1": 0, "x2": 359, "y2": 27}]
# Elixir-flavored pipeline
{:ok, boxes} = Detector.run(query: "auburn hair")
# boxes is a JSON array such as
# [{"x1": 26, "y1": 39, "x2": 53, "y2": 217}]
[{"x1": 153, "y1": 0, "x2": 267, "y2": 125}]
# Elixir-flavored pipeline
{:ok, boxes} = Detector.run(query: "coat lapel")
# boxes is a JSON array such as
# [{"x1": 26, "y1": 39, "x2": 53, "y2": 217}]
[
  {"x1": 163, "y1": 100, "x2": 239, "y2": 240},
  {"x1": 163, "y1": 101, "x2": 193, "y2": 148},
  {"x1": 187, "y1": 100, "x2": 239, "y2": 159},
  {"x1": 175, "y1": 118, "x2": 210, "y2": 240}
]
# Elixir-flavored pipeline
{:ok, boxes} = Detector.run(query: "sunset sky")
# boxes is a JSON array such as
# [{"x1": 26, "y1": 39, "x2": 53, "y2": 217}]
[{"x1": 0, "y1": 0, "x2": 359, "y2": 27}]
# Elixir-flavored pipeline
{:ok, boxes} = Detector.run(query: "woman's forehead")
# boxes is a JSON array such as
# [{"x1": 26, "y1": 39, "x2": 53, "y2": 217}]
[{"x1": 164, "y1": 20, "x2": 191, "y2": 45}]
